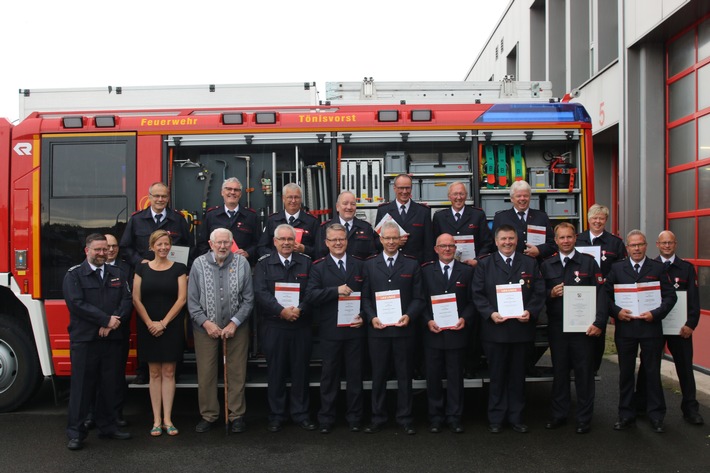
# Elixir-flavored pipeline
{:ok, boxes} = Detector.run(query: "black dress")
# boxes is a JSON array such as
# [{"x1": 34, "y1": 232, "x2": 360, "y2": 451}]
[{"x1": 136, "y1": 262, "x2": 187, "y2": 363}]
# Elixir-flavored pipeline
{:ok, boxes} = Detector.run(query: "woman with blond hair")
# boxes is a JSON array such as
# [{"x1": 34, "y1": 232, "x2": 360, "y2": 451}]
[{"x1": 133, "y1": 229, "x2": 187, "y2": 436}]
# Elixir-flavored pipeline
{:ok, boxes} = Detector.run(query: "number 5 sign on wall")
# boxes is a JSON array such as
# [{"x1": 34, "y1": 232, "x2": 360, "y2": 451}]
[{"x1": 599, "y1": 101, "x2": 605, "y2": 127}]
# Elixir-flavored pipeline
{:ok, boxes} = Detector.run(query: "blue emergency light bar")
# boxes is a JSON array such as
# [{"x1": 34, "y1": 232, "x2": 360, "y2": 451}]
[{"x1": 474, "y1": 103, "x2": 591, "y2": 123}]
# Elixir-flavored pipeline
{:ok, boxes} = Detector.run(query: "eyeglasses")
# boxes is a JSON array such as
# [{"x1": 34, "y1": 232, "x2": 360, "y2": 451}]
[
  {"x1": 436, "y1": 244, "x2": 457, "y2": 250},
  {"x1": 150, "y1": 194, "x2": 169, "y2": 200},
  {"x1": 89, "y1": 247, "x2": 108, "y2": 253},
  {"x1": 284, "y1": 196, "x2": 301, "y2": 201},
  {"x1": 627, "y1": 243, "x2": 647, "y2": 249},
  {"x1": 381, "y1": 236, "x2": 400, "y2": 242},
  {"x1": 326, "y1": 238, "x2": 347, "y2": 243},
  {"x1": 212, "y1": 241, "x2": 232, "y2": 247},
  {"x1": 275, "y1": 237, "x2": 296, "y2": 242},
  {"x1": 224, "y1": 187, "x2": 242, "y2": 192}
]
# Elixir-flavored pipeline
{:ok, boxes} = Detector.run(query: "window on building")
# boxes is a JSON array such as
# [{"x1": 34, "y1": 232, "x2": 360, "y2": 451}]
[{"x1": 666, "y1": 15, "x2": 710, "y2": 311}]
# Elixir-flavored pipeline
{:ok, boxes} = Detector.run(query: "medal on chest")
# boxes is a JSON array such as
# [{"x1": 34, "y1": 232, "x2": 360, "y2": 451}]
[{"x1": 574, "y1": 271, "x2": 580, "y2": 283}]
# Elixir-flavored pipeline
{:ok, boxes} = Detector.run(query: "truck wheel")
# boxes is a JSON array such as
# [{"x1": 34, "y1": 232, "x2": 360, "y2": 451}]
[{"x1": 0, "y1": 317, "x2": 43, "y2": 412}]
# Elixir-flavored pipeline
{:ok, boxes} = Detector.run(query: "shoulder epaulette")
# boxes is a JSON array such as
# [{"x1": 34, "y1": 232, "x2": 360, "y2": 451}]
[
  {"x1": 418, "y1": 201, "x2": 430, "y2": 208},
  {"x1": 477, "y1": 253, "x2": 493, "y2": 260},
  {"x1": 206, "y1": 205, "x2": 220, "y2": 213},
  {"x1": 67, "y1": 264, "x2": 81, "y2": 272},
  {"x1": 421, "y1": 260, "x2": 436, "y2": 267},
  {"x1": 471, "y1": 205, "x2": 484, "y2": 211},
  {"x1": 350, "y1": 254, "x2": 364, "y2": 261},
  {"x1": 257, "y1": 254, "x2": 271, "y2": 262},
  {"x1": 131, "y1": 208, "x2": 145, "y2": 216},
  {"x1": 244, "y1": 207, "x2": 256, "y2": 213},
  {"x1": 378, "y1": 201, "x2": 390, "y2": 207},
  {"x1": 401, "y1": 253, "x2": 418, "y2": 260},
  {"x1": 296, "y1": 252, "x2": 312, "y2": 259},
  {"x1": 268, "y1": 211, "x2": 280, "y2": 217},
  {"x1": 366, "y1": 254, "x2": 379, "y2": 260},
  {"x1": 313, "y1": 257, "x2": 327, "y2": 264},
  {"x1": 494, "y1": 209, "x2": 507, "y2": 215},
  {"x1": 320, "y1": 220, "x2": 330, "y2": 227},
  {"x1": 544, "y1": 252, "x2": 560, "y2": 260}
]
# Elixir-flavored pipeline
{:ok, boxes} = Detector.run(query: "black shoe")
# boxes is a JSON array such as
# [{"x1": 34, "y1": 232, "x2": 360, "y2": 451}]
[
  {"x1": 133, "y1": 372, "x2": 148, "y2": 385},
  {"x1": 613, "y1": 418, "x2": 635, "y2": 431},
  {"x1": 448, "y1": 421, "x2": 465, "y2": 434},
  {"x1": 650, "y1": 419, "x2": 665, "y2": 433},
  {"x1": 402, "y1": 423, "x2": 416, "y2": 435},
  {"x1": 512, "y1": 423, "x2": 529, "y2": 433},
  {"x1": 545, "y1": 418, "x2": 567, "y2": 430},
  {"x1": 429, "y1": 422, "x2": 442, "y2": 434},
  {"x1": 98, "y1": 430, "x2": 132, "y2": 440},
  {"x1": 363, "y1": 423, "x2": 383, "y2": 434},
  {"x1": 576, "y1": 422, "x2": 591, "y2": 434},
  {"x1": 195, "y1": 418, "x2": 215, "y2": 433},
  {"x1": 231, "y1": 417, "x2": 247, "y2": 433},
  {"x1": 116, "y1": 417, "x2": 128, "y2": 428},
  {"x1": 488, "y1": 423, "x2": 502, "y2": 434},
  {"x1": 83, "y1": 419, "x2": 95, "y2": 430},
  {"x1": 683, "y1": 413, "x2": 705, "y2": 425},
  {"x1": 298, "y1": 419, "x2": 317, "y2": 431},
  {"x1": 267, "y1": 420, "x2": 282, "y2": 433},
  {"x1": 349, "y1": 422, "x2": 362, "y2": 432},
  {"x1": 319, "y1": 423, "x2": 333, "y2": 434},
  {"x1": 67, "y1": 438, "x2": 83, "y2": 451}
]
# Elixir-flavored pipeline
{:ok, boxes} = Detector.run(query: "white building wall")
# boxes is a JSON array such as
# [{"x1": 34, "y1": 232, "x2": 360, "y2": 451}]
[{"x1": 625, "y1": 0, "x2": 690, "y2": 46}]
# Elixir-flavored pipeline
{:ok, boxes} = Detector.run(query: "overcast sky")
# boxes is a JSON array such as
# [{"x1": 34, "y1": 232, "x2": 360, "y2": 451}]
[{"x1": 1, "y1": 1, "x2": 508, "y2": 122}]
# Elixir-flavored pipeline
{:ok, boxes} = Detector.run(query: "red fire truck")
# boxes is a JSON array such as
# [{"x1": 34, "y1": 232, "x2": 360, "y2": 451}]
[{"x1": 0, "y1": 79, "x2": 595, "y2": 411}]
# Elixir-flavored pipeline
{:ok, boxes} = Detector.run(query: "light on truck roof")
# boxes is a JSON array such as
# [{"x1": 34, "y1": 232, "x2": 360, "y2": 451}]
[
  {"x1": 377, "y1": 110, "x2": 399, "y2": 122},
  {"x1": 94, "y1": 116, "x2": 116, "y2": 128},
  {"x1": 222, "y1": 113, "x2": 244, "y2": 125},
  {"x1": 410, "y1": 110, "x2": 432, "y2": 122},
  {"x1": 255, "y1": 112, "x2": 277, "y2": 124},
  {"x1": 62, "y1": 117, "x2": 84, "y2": 129}
]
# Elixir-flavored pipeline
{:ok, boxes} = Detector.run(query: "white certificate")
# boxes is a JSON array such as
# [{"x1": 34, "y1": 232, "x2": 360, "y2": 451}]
[
  {"x1": 431, "y1": 293, "x2": 459, "y2": 329},
  {"x1": 167, "y1": 245, "x2": 189, "y2": 265},
  {"x1": 453, "y1": 235, "x2": 476, "y2": 261},
  {"x1": 637, "y1": 281, "x2": 662, "y2": 314},
  {"x1": 575, "y1": 245, "x2": 601, "y2": 268},
  {"x1": 374, "y1": 213, "x2": 408, "y2": 236},
  {"x1": 375, "y1": 289, "x2": 402, "y2": 325},
  {"x1": 337, "y1": 292, "x2": 361, "y2": 327},
  {"x1": 563, "y1": 285, "x2": 597, "y2": 332},
  {"x1": 663, "y1": 291, "x2": 687, "y2": 335},
  {"x1": 526, "y1": 224, "x2": 547, "y2": 246},
  {"x1": 614, "y1": 284, "x2": 641, "y2": 316},
  {"x1": 275, "y1": 282, "x2": 300, "y2": 307},
  {"x1": 495, "y1": 283, "x2": 524, "y2": 318}
]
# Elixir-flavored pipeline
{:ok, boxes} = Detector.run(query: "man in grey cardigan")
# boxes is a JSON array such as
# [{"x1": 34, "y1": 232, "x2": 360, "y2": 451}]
[{"x1": 188, "y1": 228, "x2": 254, "y2": 434}]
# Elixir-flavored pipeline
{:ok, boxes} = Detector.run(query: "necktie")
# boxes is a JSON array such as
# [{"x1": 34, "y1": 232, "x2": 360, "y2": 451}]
[
  {"x1": 663, "y1": 260, "x2": 671, "y2": 271},
  {"x1": 288, "y1": 216, "x2": 295, "y2": 225},
  {"x1": 339, "y1": 260, "x2": 346, "y2": 275},
  {"x1": 634, "y1": 263, "x2": 640, "y2": 274},
  {"x1": 388, "y1": 257, "x2": 394, "y2": 272},
  {"x1": 95, "y1": 267, "x2": 103, "y2": 281},
  {"x1": 454, "y1": 212, "x2": 461, "y2": 222},
  {"x1": 563, "y1": 256, "x2": 570, "y2": 267},
  {"x1": 344, "y1": 221, "x2": 351, "y2": 233},
  {"x1": 443, "y1": 264, "x2": 450, "y2": 280},
  {"x1": 228, "y1": 210, "x2": 236, "y2": 219},
  {"x1": 591, "y1": 236, "x2": 597, "y2": 245},
  {"x1": 284, "y1": 259, "x2": 290, "y2": 269},
  {"x1": 400, "y1": 205, "x2": 407, "y2": 218},
  {"x1": 517, "y1": 211, "x2": 525, "y2": 223},
  {"x1": 506, "y1": 257, "x2": 512, "y2": 267},
  {"x1": 155, "y1": 214, "x2": 163, "y2": 224}
]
